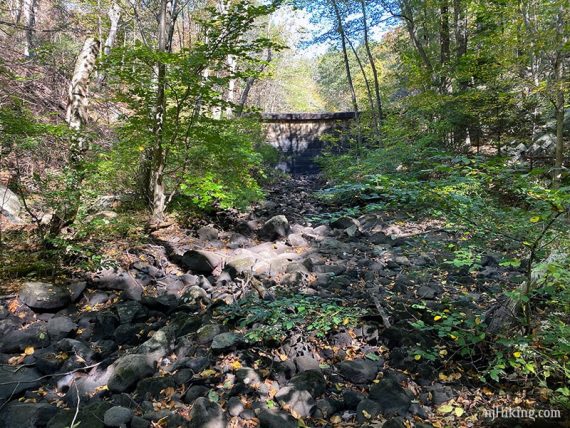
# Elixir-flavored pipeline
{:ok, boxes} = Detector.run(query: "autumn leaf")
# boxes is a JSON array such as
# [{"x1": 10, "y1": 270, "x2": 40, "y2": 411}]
[
  {"x1": 24, "y1": 346, "x2": 34, "y2": 356},
  {"x1": 437, "y1": 404, "x2": 454, "y2": 414},
  {"x1": 454, "y1": 407, "x2": 465, "y2": 417}
]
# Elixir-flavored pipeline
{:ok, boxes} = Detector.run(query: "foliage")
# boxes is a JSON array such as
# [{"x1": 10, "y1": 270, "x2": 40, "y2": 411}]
[{"x1": 218, "y1": 294, "x2": 367, "y2": 343}]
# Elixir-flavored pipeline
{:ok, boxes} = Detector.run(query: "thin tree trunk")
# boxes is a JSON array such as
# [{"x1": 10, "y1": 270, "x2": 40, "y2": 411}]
[
  {"x1": 22, "y1": 0, "x2": 37, "y2": 57},
  {"x1": 345, "y1": 34, "x2": 376, "y2": 128},
  {"x1": 360, "y1": 0, "x2": 383, "y2": 125},
  {"x1": 439, "y1": 0, "x2": 451, "y2": 92},
  {"x1": 48, "y1": 38, "x2": 100, "y2": 238},
  {"x1": 104, "y1": 3, "x2": 121, "y2": 56},
  {"x1": 225, "y1": 54, "x2": 236, "y2": 118},
  {"x1": 332, "y1": 0, "x2": 358, "y2": 113},
  {"x1": 552, "y1": 4, "x2": 566, "y2": 187}
]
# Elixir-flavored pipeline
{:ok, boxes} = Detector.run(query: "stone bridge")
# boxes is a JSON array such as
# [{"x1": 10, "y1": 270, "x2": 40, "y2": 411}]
[{"x1": 262, "y1": 112, "x2": 357, "y2": 175}]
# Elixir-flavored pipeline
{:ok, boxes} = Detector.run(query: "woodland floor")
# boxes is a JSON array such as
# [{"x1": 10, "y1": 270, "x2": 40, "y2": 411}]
[{"x1": 0, "y1": 175, "x2": 567, "y2": 428}]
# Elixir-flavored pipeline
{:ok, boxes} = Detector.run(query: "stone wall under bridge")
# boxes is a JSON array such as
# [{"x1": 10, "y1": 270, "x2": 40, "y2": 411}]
[{"x1": 261, "y1": 112, "x2": 357, "y2": 175}]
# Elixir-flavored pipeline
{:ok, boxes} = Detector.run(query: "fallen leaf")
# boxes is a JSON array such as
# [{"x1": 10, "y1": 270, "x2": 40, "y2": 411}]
[
  {"x1": 437, "y1": 404, "x2": 454, "y2": 414},
  {"x1": 24, "y1": 346, "x2": 34, "y2": 356}
]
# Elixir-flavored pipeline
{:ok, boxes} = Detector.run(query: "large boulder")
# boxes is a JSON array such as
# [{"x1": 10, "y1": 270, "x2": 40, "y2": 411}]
[
  {"x1": 91, "y1": 268, "x2": 143, "y2": 301},
  {"x1": 337, "y1": 359, "x2": 382, "y2": 384},
  {"x1": 0, "y1": 402, "x2": 57, "y2": 428},
  {"x1": 0, "y1": 185, "x2": 22, "y2": 223},
  {"x1": 181, "y1": 250, "x2": 222, "y2": 274},
  {"x1": 19, "y1": 282, "x2": 70, "y2": 310},
  {"x1": 0, "y1": 366, "x2": 42, "y2": 400},
  {"x1": 368, "y1": 375, "x2": 413, "y2": 416},
  {"x1": 107, "y1": 354, "x2": 155, "y2": 393},
  {"x1": 260, "y1": 215, "x2": 290, "y2": 241}
]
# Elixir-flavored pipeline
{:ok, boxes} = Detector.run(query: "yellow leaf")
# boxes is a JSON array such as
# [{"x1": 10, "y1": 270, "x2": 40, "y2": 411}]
[
  {"x1": 439, "y1": 372, "x2": 449, "y2": 381},
  {"x1": 362, "y1": 409, "x2": 372, "y2": 419},
  {"x1": 454, "y1": 407, "x2": 465, "y2": 417},
  {"x1": 330, "y1": 415, "x2": 342, "y2": 424},
  {"x1": 450, "y1": 334, "x2": 458, "y2": 340},
  {"x1": 24, "y1": 346, "x2": 34, "y2": 356},
  {"x1": 475, "y1": 317, "x2": 481, "y2": 325},
  {"x1": 230, "y1": 361, "x2": 242, "y2": 370},
  {"x1": 200, "y1": 369, "x2": 217, "y2": 377},
  {"x1": 414, "y1": 354, "x2": 422, "y2": 361},
  {"x1": 279, "y1": 353, "x2": 288, "y2": 361},
  {"x1": 342, "y1": 317, "x2": 350, "y2": 325},
  {"x1": 530, "y1": 216, "x2": 540, "y2": 223},
  {"x1": 434, "y1": 315, "x2": 442, "y2": 321},
  {"x1": 439, "y1": 349, "x2": 448, "y2": 357},
  {"x1": 437, "y1": 404, "x2": 454, "y2": 414},
  {"x1": 513, "y1": 351, "x2": 522, "y2": 358}
]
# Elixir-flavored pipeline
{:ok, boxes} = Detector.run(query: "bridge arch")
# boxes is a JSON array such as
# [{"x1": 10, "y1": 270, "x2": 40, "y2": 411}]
[{"x1": 262, "y1": 112, "x2": 357, "y2": 175}]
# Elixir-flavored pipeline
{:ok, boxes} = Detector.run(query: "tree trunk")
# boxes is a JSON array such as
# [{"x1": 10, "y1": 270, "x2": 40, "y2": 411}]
[
  {"x1": 225, "y1": 54, "x2": 237, "y2": 118},
  {"x1": 439, "y1": 0, "x2": 451, "y2": 92},
  {"x1": 552, "y1": 5, "x2": 566, "y2": 187},
  {"x1": 104, "y1": 2, "x2": 121, "y2": 56},
  {"x1": 48, "y1": 38, "x2": 100, "y2": 238},
  {"x1": 345, "y1": 34, "x2": 376, "y2": 128},
  {"x1": 237, "y1": 47, "x2": 272, "y2": 116},
  {"x1": 332, "y1": 0, "x2": 358, "y2": 113},
  {"x1": 22, "y1": 0, "x2": 37, "y2": 57},
  {"x1": 361, "y1": 0, "x2": 383, "y2": 126},
  {"x1": 149, "y1": 0, "x2": 173, "y2": 223}
]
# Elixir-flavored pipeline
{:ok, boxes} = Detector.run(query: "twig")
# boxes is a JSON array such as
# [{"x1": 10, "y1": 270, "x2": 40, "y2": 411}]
[{"x1": 70, "y1": 381, "x2": 81, "y2": 428}]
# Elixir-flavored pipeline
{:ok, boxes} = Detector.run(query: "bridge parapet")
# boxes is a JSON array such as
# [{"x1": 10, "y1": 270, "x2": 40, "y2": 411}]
[{"x1": 262, "y1": 112, "x2": 357, "y2": 174}]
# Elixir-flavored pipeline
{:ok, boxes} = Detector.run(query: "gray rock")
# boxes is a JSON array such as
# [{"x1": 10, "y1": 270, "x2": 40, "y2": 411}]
[
  {"x1": 0, "y1": 402, "x2": 57, "y2": 428},
  {"x1": 330, "y1": 216, "x2": 359, "y2": 230},
  {"x1": 19, "y1": 282, "x2": 70, "y2": 310},
  {"x1": 188, "y1": 397, "x2": 227, "y2": 428},
  {"x1": 115, "y1": 301, "x2": 148, "y2": 324},
  {"x1": 294, "y1": 356, "x2": 320, "y2": 372},
  {"x1": 0, "y1": 185, "x2": 22, "y2": 223},
  {"x1": 258, "y1": 409, "x2": 297, "y2": 428},
  {"x1": 136, "y1": 376, "x2": 176, "y2": 400},
  {"x1": 275, "y1": 386, "x2": 315, "y2": 417},
  {"x1": 417, "y1": 285, "x2": 437, "y2": 299},
  {"x1": 91, "y1": 268, "x2": 143, "y2": 301},
  {"x1": 197, "y1": 226, "x2": 219, "y2": 241},
  {"x1": 183, "y1": 385, "x2": 209, "y2": 404},
  {"x1": 197, "y1": 324, "x2": 223, "y2": 344},
  {"x1": 356, "y1": 398, "x2": 383, "y2": 424},
  {"x1": 226, "y1": 256, "x2": 256, "y2": 278},
  {"x1": 368, "y1": 376, "x2": 413, "y2": 416},
  {"x1": 47, "y1": 317, "x2": 77, "y2": 340},
  {"x1": 211, "y1": 332, "x2": 242, "y2": 352},
  {"x1": 103, "y1": 406, "x2": 133, "y2": 427},
  {"x1": 108, "y1": 354, "x2": 155, "y2": 393},
  {"x1": 0, "y1": 322, "x2": 49, "y2": 353},
  {"x1": 260, "y1": 215, "x2": 290, "y2": 241},
  {"x1": 289, "y1": 369, "x2": 326, "y2": 397},
  {"x1": 337, "y1": 359, "x2": 381, "y2": 384},
  {"x1": 315, "y1": 398, "x2": 341, "y2": 419},
  {"x1": 136, "y1": 327, "x2": 175, "y2": 363},
  {"x1": 227, "y1": 396, "x2": 244, "y2": 417},
  {"x1": 181, "y1": 250, "x2": 222, "y2": 274},
  {"x1": 343, "y1": 390, "x2": 365, "y2": 410},
  {"x1": 0, "y1": 366, "x2": 42, "y2": 400},
  {"x1": 287, "y1": 233, "x2": 307, "y2": 247}
]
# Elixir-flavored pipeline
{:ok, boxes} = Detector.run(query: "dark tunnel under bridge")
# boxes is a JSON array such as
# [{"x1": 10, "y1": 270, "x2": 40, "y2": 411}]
[{"x1": 261, "y1": 112, "x2": 357, "y2": 175}]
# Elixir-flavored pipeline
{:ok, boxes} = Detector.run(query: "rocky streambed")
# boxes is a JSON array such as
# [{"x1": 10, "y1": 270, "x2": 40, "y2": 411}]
[{"x1": 0, "y1": 177, "x2": 546, "y2": 428}]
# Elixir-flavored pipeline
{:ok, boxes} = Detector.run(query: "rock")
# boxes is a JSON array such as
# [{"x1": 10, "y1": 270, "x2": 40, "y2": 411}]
[
  {"x1": 0, "y1": 366, "x2": 41, "y2": 401},
  {"x1": 19, "y1": 282, "x2": 70, "y2": 310},
  {"x1": 343, "y1": 390, "x2": 365, "y2": 410},
  {"x1": 103, "y1": 406, "x2": 133, "y2": 427},
  {"x1": 137, "y1": 327, "x2": 175, "y2": 363},
  {"x1": 188, "y1": 397, "x2": 227, "y2": 428},
  {"x1": 211, "y1": 332, "x2": 242, "y2": 352},
  {"x1": 115, "y1": 301, "x2": 148, "y2": 324},
  {"x1": 227, "y1": 396, "x2": 244, "y2": 417},
  {"x1": 0, "y1": 185, "x2": 22, "y2": 223},
  {"x1": 258, "y1": 409, "x2": 298, "y2": 428},
  {"x1": 197, "y1": 324, "x2": 223, "y2": 344},
  {"x1": 330, "y1": 216, "x2": 359, "y2": 230},
  {"x1": 228, "y1": 233, "x2": 250, "y2": 249},
  {"x1": 131, "y1": 415, "x2": 150, "y2": 428},
  {"x1": 55, "y1": 338, "x2": 96, "y2": 363},
  {"x1": 47, "y1": 401, "x2": 112, "y2": 428},
  {"x1": 34, "y1": 349, "x2": 64, "y2": 374},
  {"x1": 294, "y1": 356, "x2": 320, "y2": 372},
  {"x1": 337, "y1": 359, "x2": 381, "y2": 384},
  {"x1": 181, "y1": 250, "x2": 222, "y2": 274},
  {"x1": 183, "y1": 385, "x2": 209, "y2": 403},
  {"x1": 289, "y1": 369, "x2": 326, "y2": 397},
  {"x1": 356, "y1": 398, "x2": 383, "y2": 424},
  {"x1": 197, "y1": 226, "x2": 219, "y2": 241},
  {"x1": 314, "y1": 398, "x2": 341, "y2": 419},
  {"x1": 68, "y1": 282, "x2": 87, "y2": 301},
  {"x1": 136, "y1": 376, "x2": 176, "y2": 400},
  {"x1": 260, "y1": 215, "x2": 290, "y2": 241},
  {"x1": 0, "y1": 322, "x2": 50, "y2": 353},
  {"x1": 417, "y1": 285, "x2": 437, "y2": 299},
  {"x1": 287, "y1": 233, "x2": 307, "y2": 247},
  {"x1": 226, "y1": 256, "x2": 256, "y2": 278},
  {"x1": 47, "y1": 317, "x2": 77, "y2": 340},
  {"x1": 181, "y1": 286, "x2": 210, "y2": 306},
  {"x1": 108, "y1": 354, "x2": 155, "y2": 393},
  {"x1": 275, "y1": 386, "x2": 316, "y2": 417},
  {"x1": 383, "y1": 417, "x2": 407, "y2": 428},
  {"x1": 0, "y1": 402, "x2": 57, "y2": 428},
  {"x1": 91, "y1": 268, "x2": 143, "y2": 301},
  {"x1": 368, "y1": 376, "x2": 413, "y2": 416}
]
